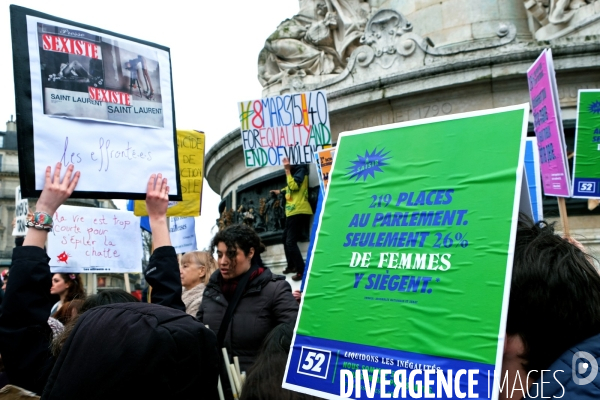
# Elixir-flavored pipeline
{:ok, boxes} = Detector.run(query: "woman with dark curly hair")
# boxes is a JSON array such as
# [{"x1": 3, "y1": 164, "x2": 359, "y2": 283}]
[
  {"x1": 50, "y1": 273, "x2": 85, "y2": 315},
  {"x1": 197, "y1": 223, "x2": 299, "y2": 377}
]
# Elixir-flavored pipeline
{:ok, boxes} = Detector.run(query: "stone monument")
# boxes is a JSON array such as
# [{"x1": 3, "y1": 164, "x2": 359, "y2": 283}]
[{"x1": 206, "y1": 0, "x2": 600, "y2": 274}]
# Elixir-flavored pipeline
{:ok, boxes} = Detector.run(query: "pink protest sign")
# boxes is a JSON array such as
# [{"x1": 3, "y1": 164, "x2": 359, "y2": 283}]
[{"x1": 527, "y1": 49, "x2": 571, "y2": 197}]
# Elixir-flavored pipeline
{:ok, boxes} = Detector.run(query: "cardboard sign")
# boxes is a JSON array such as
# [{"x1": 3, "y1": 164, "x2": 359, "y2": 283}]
[
  {"x1": 238, "y1": 90, "x2": 331, "y2": 167},
  {"x1": 48, "y1": 205, "x2": 142, "y2": 273},
  {"x1": 526, "y1": 49, "x2": 571, "y2": 197},
  {"x1": 12, "y1": 186, "x2": 29, "y2": 236},
  {"x1": 315, "y1": 147, "x2": 336, "y2": 195},
  {"x1": 169, "y1": 217, "x2": 197, "y2": 254},
  {"x1": 10, "y1": 6, "x2": 180, "y2": 200},
  {"x1": 572, "y1": 90, "x2": 600, "y2": 198},
  {"x1": 525, "y1": 137, "x2": 544, "y2": 221},
  {"x1": 283, "y1": 105, "x2": 529, "y2": 400},
  {"x1": 135, "y1": 130, "x2": 205, "y2": 216}
]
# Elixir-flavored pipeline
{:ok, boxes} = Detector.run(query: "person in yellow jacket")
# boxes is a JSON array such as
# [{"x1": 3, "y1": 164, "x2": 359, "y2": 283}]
[{"x1": 270, "y1": 157, "x2": 313, "y2": 281}]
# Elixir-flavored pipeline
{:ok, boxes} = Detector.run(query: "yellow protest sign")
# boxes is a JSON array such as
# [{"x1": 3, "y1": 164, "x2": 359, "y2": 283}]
[{"x1": 134, "y1": 130, "x2": 204, "y2": 217}]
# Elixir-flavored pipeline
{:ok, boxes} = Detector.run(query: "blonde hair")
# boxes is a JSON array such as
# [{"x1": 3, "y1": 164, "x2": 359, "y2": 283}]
[{"x1": 180, "y1": 251, "x2": 217, "y2": 285}]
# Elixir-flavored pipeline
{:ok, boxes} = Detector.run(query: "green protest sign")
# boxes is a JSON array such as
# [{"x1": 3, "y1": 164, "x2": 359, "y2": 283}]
[
  {"x1": 283, "y1": 105, "x2": 529, "y2": 399},
  {"x1": 573, "y1": 90, "x2": 600, "y2": 198}
]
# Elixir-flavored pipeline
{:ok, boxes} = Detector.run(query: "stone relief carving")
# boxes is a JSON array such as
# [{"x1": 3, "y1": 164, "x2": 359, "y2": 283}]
[
  {"x1": 352, "y1": 9, "x2": 515, "y2": 70},
  {"x1": 218, "y1": 193, "x2": 285, "y2": 233},
  {"x1": 233, "y1": 194, "x2": 286, "y2": 233},
  {"x1": 524, "y1": 0, "x2": 600, "y2": 40},
  {"x1": 356, "y1": 9, "x2": 416, "y2": 70},
  {"x1": 258, "y1": 0, "x2": 373, "y2": 87},
  {"x1": 550, "y1": 0, "x2": 592, "y2": 23},
  {"x1": 217, "y1": 179, "x2": 288, "y2": 236},
  {"x1": 282, "y1": 10, "x2": 515, "y2": 93},
  {"x1": 259, "y1": 3, "x2": 518, "y2": 93}
]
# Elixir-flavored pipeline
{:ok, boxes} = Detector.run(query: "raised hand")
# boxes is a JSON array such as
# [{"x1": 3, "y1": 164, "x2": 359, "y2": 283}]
[
  {"x1": 145, "y1": 173, "x2": 171, "y2": 249},
  {"x1": 282, "y1": 157, "x2": 291, "y2": 173},
  {"x1": 145, "y1": 173, "x2": 169, "y2": 220},
  {"x1": 36, "y1": 163, "x2": 80, "y2": 215},
  {"x1": 24, "y1": 163, "x2": 79, "y2": 248}
]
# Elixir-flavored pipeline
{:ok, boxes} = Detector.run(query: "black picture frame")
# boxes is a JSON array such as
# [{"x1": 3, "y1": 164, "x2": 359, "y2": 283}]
[{"x1": 10, "y1": 5, "x2": 182, "y2": 200}]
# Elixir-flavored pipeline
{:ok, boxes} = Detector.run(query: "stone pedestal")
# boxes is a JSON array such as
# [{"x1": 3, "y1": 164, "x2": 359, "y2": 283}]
[{"x1": 206, "y1": 0, "x2": 600, "y2": 278}]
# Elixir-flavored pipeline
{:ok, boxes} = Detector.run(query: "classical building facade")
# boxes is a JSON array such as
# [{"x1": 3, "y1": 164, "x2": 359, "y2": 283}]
[
  {"x1": 206, "y1": 0, "x2": 600, "y2": 272},
  {"x1": 0, "y1": 117, "x2": 21, "y2": 266}
]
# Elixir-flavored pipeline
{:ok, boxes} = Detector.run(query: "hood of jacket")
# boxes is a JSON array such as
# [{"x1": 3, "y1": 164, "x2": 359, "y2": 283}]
[
  {"x1": 42, "y1": 302, "x2": 219, "y2": 400},
  {"x1": 523, "y1": 332, "x2": 600, "y2": 399}
]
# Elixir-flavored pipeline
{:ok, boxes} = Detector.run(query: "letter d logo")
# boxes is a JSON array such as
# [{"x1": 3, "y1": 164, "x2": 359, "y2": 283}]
[{"x1": 572, "y1": 351, "x2": 598, "y2": 385}]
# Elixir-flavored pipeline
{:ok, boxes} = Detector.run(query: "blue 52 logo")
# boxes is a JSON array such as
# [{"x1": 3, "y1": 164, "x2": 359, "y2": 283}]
[
  {"x1": 578, "y1": 182, "x2": 596, "y2": 193},
  {"x1": 297, "y1": 347, "x2": 331, "y2": 379}
]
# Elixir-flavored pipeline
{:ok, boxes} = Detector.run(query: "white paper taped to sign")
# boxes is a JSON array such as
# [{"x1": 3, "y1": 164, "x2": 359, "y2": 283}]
[
  {"x1": 48, "y1": 205, "x2": 142, "y2": 273},
  {"x1": 12, "y1": 186, "x2": 29, "y2": 236},
  {"x1": 169, "y1": 217, "x2": 197, "y2": 254},
  {"x1": 24, "y1": 15, "x2": 178, "y2": 197}
]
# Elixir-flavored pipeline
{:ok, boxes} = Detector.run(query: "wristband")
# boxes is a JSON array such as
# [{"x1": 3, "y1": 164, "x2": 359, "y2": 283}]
[{"x1": 26, "y1": 211, "x2": 53, "y2": 232}]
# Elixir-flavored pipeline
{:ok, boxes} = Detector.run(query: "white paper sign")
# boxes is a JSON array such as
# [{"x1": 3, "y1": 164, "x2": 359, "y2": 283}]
[
  {"x1": 238, "y1": 90, "x2": 331, "y2": 167},
  {"x1": 48, "y1": 205, "x2": 142, "y2": 273},
  {"x1": 12, "y1": 186, "x2": 29, "y2": 236},
  {"x1": 25, "y1": 15, "x2": 178, "y2": 197},
  {"x1": 169, "y1": 217, "x2": 197, "y2": 254}
]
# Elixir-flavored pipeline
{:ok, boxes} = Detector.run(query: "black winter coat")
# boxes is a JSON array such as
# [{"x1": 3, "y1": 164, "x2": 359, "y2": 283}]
[
  {"x1": 0, "y1": 246, "x2": 195, "y2": 395},
  {"x1": 42, "y1": 302, "x2": 219, "y2": 400},
  {"x1": 0, "y1": 246, "x2": 55, "y2": 394},
  {"x1": 197, "y1": 267, "x2": 299, "y2": 372}
]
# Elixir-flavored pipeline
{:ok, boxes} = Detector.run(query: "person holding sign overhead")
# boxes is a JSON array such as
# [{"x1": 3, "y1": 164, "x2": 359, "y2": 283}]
[
  {"x1": 270, "y1": 157, "x2": 312, "y2": 281},
  {"x1": 0, "y1": 164, "x2": 219, "y2": 398}
]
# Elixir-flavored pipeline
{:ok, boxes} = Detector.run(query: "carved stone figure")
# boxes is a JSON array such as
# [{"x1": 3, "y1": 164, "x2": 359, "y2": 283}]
[
  {"x1": 264, "y1": 192, "x2": 286, "y2": 232},
  {"x1": 236, "y1": 198, "x2": 249, "y2": 224},
  {"x1": 242, "y1": 207, "x2": 255, "y2": 227},
  {"x1": 264, "y1": 195, "x2": 276, "y2": 231},
  {"x1": 264, "y1": 192, "x2": 279, "y2": 231},
  {"x1": 217, "y1": 209, "x2": 234, "y2": 231},
  {"x1": 259, "y1": 3, "x2": 518, "y2": 92},
  {"x1": 524, "y1": 0, "x2": 600, "y2": 40},
  {"x1": 258, "y1": 0, "x2": 373, "y2": 87},
  {"x1": 549, "y1": 0, "x2": 591, "y2": 23},
  {"x1": 254, "y1": 198, "x2": 267, "y2": 232},
  {"x1": 275, "y1": 193, "x2": 286, "y2": 230}
]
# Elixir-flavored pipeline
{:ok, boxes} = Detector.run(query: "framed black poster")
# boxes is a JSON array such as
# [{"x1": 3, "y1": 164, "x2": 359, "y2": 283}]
[{"x1": 10, "y1": 5, "x2": 181, "y2": 200}]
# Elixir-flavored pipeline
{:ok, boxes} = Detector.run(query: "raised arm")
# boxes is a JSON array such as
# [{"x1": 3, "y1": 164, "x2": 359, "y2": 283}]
[
  {"x1": 25, "y1": 164, "x2": 79, "y2": 248},
  {"x1": 142, "y1": 174, "x2": 185, "y2": 312},
  {"x1": 0, "y1": 163, "x2": 79, "y2": 394},
  {"x1": 146, "y1": 173, "x2": 170, "y2": 248}
]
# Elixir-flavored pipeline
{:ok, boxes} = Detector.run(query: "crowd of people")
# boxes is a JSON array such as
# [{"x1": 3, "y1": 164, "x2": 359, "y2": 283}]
[{"x1": 0, "y1": 162, "x2": 598, "y2": 399}]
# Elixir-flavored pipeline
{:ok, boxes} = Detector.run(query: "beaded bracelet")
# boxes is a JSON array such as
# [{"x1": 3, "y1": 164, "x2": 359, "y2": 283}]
[{"x1": 26, "y1": 211, "x2": 53, "y2": 232}]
